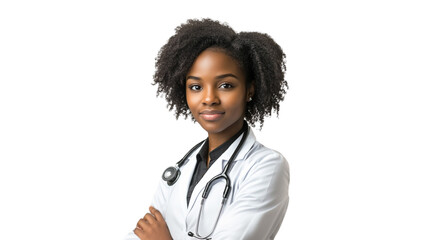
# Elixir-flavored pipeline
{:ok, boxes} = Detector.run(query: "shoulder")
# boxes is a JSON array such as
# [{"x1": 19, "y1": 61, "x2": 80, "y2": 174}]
[
  {"x1": 239, "y1": 140, "x2": 289, "y2": 184},
  {"x1": 232, "y1": 140, "x2": 289, "y2": 203},
  {"x1": 246, "y1": 140, "x2": 289, "y2": 170}
]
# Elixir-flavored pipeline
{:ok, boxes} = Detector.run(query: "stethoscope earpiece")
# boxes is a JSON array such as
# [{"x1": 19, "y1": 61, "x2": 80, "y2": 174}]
[{"x1": 162, "y1": 166, "x2": 181, "y2": 186}]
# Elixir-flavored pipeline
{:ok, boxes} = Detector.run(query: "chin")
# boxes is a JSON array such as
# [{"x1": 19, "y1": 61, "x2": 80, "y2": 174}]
[{"x1": 198, "y1": 122, "x2": 224, "y2": 134}]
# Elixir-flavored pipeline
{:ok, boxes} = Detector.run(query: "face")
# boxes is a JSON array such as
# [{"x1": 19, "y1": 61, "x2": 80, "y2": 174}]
[{"x1": 186, "y1": 48, "x2": 253, "y2": 138}]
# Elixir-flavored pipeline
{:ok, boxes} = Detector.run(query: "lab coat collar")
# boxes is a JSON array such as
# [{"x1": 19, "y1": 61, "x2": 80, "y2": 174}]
[{"x1": 186, "y1": 128, "x2": 257, "y2": 212}]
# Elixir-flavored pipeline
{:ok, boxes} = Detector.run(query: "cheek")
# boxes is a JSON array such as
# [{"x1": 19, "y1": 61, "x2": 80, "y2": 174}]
[
  {"x1": 224, "y1": 93, "x2": 247, "y2": 113},
  {"x1": 186, "y1": 92, "x2": 198, "y2": 113}
]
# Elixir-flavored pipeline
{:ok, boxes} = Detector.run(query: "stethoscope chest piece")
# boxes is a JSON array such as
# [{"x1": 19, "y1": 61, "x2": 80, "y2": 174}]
[
  {"x1": 162, "y1": 166, "x2": 181, "y2": 186},
  {"x1": 162, "y1": 140, "x2": 204, "y2": 186}
]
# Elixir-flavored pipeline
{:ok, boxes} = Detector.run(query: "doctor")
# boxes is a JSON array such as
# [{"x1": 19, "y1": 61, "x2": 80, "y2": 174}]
[{"x1": 126, "y1": 19, "x2": 289, "y2": 240}]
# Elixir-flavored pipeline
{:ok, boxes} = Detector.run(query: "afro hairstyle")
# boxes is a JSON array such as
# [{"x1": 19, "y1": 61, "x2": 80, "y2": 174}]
[{"x1": 153, "y1": 18, "x2": 288, "y2": 127}]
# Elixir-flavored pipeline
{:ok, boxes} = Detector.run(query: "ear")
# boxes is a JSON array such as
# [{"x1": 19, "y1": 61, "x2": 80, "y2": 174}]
[{"x1": 247, "y1": 82, "x2": 255, "y2": 102}]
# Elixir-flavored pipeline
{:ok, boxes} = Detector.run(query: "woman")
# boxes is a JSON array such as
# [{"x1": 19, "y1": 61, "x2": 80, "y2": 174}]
[{"x1": 126, "y1": 19, "x2": 289, "y2": 240}]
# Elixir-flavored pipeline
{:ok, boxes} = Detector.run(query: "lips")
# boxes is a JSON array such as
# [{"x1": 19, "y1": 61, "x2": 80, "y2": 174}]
[{"x1": 199, "y1": 110, "x2": 225, "y2": 121}]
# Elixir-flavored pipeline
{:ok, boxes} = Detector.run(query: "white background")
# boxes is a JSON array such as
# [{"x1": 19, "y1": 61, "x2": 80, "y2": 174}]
[{"x1": 1, "y1": 0, "x2": 428, "y2": 239}]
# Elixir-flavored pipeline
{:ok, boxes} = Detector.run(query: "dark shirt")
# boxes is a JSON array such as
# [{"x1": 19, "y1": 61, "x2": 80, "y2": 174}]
[{"x1": 186, "y1": 121, "x2": 248, "y2": 206}]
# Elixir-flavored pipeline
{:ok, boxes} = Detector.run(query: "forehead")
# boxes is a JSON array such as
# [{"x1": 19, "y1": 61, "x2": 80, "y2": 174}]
[{"x1": 187, "y1": 48, "x2": 244, "y2": 77}]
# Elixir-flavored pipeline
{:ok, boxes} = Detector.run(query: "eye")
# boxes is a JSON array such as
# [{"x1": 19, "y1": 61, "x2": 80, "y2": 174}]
[
  {"x1": 219, "y1": 83, "x2": 234, "y2": 89},
  {"x1": 188, "y1": 84, "x2": 202, "y2": 91}
]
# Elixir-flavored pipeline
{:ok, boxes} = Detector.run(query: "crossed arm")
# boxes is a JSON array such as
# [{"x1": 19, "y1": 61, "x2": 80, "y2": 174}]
[{"x1": 133, "y1": 206, "x2": 172, "y2": 240}]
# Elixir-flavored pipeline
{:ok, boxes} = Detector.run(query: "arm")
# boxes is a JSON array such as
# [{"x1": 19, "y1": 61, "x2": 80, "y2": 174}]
[
  {"x1": 213, "y1": 152, "x2": 290, "y2": 240},
  {"x1": 124, "y1": 179, "x2": 173, "y2": 240},
  {"x1": 133, "y1": 207, "x2": 172, "y2": 240}
]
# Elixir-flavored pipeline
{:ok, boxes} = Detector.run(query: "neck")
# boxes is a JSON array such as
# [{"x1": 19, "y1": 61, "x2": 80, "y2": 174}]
[{"x1": 207, "y1": 120, "x2": 245, "y2": 153}]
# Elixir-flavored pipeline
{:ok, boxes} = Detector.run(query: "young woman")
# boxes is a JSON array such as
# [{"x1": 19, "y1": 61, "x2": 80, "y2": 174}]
[{"x1": 126, "y1": 19, "x2": 289, "y2": 240}]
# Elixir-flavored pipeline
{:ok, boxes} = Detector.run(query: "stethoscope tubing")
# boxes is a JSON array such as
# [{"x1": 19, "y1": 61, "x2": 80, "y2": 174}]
[
  {"x1": 162, "y1": 125, "x2": 250, "y2": 239},
  {"x1": 190, "y1": 128, "x2": 249, "y2": 239}
]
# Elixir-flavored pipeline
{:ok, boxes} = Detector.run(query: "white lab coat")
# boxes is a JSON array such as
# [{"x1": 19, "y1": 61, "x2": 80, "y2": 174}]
[{"x1": 125, "y1": 129, "x2": 289, "y2": 240}]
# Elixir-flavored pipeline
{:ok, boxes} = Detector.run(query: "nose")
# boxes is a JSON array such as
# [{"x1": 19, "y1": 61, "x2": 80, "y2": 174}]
[{"x1": 202, "y1": 87, "x2": 220, "y2": 106}]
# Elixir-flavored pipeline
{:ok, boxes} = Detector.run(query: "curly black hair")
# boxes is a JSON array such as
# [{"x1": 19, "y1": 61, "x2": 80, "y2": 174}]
[{"x1": 153, "y1": 18, "x2": 288, "y2": 127}]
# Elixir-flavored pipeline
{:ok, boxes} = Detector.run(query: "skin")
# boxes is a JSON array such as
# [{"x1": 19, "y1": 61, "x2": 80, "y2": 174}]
[
  {"x1": 186, "y1": 48, "x2": 254, "y2": 163},
  {"x1": 134, "y1": 48, "x2": 253, "y2": 239},
  {"x1": 134, "y1": 207, "x2": 172, "y2": 240}
]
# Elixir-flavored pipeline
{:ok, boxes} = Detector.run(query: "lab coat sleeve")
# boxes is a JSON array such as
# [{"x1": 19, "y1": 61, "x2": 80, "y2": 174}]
[
  {"x1": 151, "y1": 178, "x2": 172, "y2": 216},
  {"x1": 123, "y1": 231, "x2": 140, "y2": 240},
  {"x1": 212, "y1": 151, "x2": 290, "y2": 240}
]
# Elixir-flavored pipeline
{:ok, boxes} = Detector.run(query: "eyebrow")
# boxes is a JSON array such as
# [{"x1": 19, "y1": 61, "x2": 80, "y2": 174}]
[{"x1": 186, "y1": 73, "x2": 239, "y2": 81}]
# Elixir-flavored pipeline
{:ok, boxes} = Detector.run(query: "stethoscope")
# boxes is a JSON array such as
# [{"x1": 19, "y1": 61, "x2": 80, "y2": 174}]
[{"x1": 162, "y1": 126, "x2": 249, "y2": 240}]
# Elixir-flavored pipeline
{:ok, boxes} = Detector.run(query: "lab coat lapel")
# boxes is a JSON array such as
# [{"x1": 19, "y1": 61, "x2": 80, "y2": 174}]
[
  {"x1": 187, "y1": 129, "x2": 257, "y2": 211},
  {"x1": 187, "y1": 154, "x2": 224, "y2": 211},
  {"x1": 231, "y1": 129, "x2": 256, "y2": 162}
]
